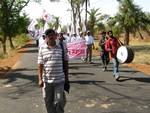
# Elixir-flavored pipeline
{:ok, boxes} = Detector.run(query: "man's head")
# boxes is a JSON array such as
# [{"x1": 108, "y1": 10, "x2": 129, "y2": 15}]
[
  {"x1": 101, "y1": 31, "x2": 106, "y2": 36},
  {"x1": 58, "y1": 32, "x2": 65, "y2": 41},
  {"x1": 87, "y1": 31, "x2": 91, "y2": 36},
  {"x1": 44, "y1": 29, "x2": 57, "y2": 45},
  {"x1": 79, "y1": 31, "x2": 83, "y2": 37},
  {"x1": 107, "y1": 30, "x2": 113, "y2": 37},
  {"x1": 45, "y1": 29, "x2": 56, "y2": 37}
]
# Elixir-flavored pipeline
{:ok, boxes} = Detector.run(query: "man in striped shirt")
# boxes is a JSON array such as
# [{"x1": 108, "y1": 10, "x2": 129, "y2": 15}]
[{"x1": 38, "y1": 29, "x2": 69, "y2": 113}]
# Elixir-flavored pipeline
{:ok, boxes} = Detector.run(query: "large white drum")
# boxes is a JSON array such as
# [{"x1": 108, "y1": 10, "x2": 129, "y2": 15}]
[{"x1": 117, "y1": 46, "x2": 134, "y2": 63}]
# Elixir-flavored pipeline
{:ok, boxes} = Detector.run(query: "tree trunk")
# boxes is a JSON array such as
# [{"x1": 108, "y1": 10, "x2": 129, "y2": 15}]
[
  {"x1": 124, "y1": 28, "x2": 130, "y2": 45},
  {"x1": 2, "y1": 42, "x2": 7, "y2": 54},
  {"x1": 78, "y1": 6, "x2": 82, "y2": 32},
  {"x1": 9, "y1": 36, "x2": 15, "y2": 49},
  {"x1": 1, "y1": 36, "x2": 7, "y2": 54},
  {"x1": 73, "y1": 13, "x2": 77, "y2": 34},
  {"x1": 137, "y1": 30, "x2": 144, "y2": 39},
  {"x1": 143, "y1": 27, "x2": 150, "y2": 37},
  {"x1": 85, "y1": 0, "x2": 88, "y2": 32},
  {"x1": 71, "y1": 0, "x2": 77, "y2": 34}
]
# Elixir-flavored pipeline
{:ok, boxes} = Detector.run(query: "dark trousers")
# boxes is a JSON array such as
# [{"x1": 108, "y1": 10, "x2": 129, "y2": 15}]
[
  {"x1": 85, "y1": 44, "x2": 92, "y2": 62},
  {"x1": 101, "y1": 51, "x2": 109, "y2": 67}
]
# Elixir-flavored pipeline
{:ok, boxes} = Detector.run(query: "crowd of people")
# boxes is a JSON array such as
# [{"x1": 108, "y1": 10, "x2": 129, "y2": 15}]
[{"x1": 35, "y1": 28, "x2": 121, "y2": 113}]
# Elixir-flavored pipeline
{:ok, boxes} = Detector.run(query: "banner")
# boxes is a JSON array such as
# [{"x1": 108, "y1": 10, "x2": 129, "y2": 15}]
[{"x1": 67, "y1": 40, "x2": 86, "y2": 59}]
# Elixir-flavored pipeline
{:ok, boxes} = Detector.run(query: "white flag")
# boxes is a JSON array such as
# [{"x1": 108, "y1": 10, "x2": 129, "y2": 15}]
[
  {"x1": 28, "y1": 19, "x2": 38, "y2": 31},
  {"x1": 42, "y1": 10, "x2": 53, "y2": 23}
]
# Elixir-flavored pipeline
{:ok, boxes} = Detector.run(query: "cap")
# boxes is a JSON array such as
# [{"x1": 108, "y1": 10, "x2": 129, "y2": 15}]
[
  {"x1": 87, "y1": 30, "x2": 90, "y2": 33},
  {"x1": 79, "y1": 31, "x2": 83, "y2": 34}
]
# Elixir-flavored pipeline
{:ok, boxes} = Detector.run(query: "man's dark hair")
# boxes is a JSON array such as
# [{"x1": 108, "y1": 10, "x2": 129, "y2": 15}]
[
  {"x1": 102, "y1": 31, "x2": 106, "y2": 34},
  {"x1": 45, "y1": 29, "x2": 55, "y2": 36},
  {"x1": 107, "y1": 30, "x2": 113, "y2": 34}
]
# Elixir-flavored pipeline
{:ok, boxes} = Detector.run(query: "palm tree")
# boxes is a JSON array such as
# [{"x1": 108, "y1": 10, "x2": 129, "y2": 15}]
[
  {"x1": 37, "y1": 18, "x2": 45, "y2": 29},
  {"x1": 84, "y1": 0, "x2": 90, "y2": 31},
  {"x1": 114, "y1": 0, "x2": 150, "y2": 45},
  {"x1": 87, "y1": 8, "x2": 101, "y2": 36},
  {"x1": 53, "y1": 16, "x2": 61, "y2": 30},
  {"x1": 67, "y1": 0, "x2": 90, "y2": 33},
  {"x1": 67, "y1": 0, "x2": 78, "y2": 34}
]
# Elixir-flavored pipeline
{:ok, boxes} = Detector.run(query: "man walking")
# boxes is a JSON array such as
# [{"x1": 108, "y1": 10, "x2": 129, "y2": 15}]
[
  {"x1": 105, "y1": 31, "x2": 120, "y2": 81},
  {"x1": 84, "y1": 31, "x2": 94, "y2": 64},
  {"x1": 38, "y1": 29, "x2": 69, "y2": 113},
  {"x1": 99, "y1": 31, "x2": 109, "y2": 71}
]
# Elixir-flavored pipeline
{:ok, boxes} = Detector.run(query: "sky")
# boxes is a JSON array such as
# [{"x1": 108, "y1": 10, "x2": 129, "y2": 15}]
[{"x1": 23, "y1": 0, "x2": 150, "y2": 25}]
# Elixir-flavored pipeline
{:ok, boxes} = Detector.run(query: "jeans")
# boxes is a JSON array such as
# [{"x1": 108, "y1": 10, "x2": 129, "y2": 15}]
[
  {"x1": 42, "y1": 82, "x2": 66, "y2": 113},
  {"x1": 111, "y1": 57, "x2": 119, "y2": 76}
]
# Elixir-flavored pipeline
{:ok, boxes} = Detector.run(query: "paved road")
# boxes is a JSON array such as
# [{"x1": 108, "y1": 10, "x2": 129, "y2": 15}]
[{"x1": 0, "y1": 41, "x2": 150, "y2": 113}]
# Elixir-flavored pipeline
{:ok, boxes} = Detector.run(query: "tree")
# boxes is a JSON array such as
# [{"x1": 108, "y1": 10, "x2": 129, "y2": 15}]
[
  {"x1": 67, "y1": 0, "x2": 78, "y2": 34},
  {"x1": 87, "y1": 8, "x2": 101, "y2": 36},
  {"x1": 76, "y1": 0, "x2": 84, "y2": 32},
  {"x1": 8, "y1": 11, "x2": 30, "y2": 49},
  {"x1": 37, "y1": 18, "x2": 45, "y2": 29},
  {"x1": 113, "y1": 0, "x2": 150, "y2": 45},
  {"x1": 53, "y1": 16, "x2": 61, "y2": 30},
  {"x1": 84, "y1": 0, "x2": 90, "y2": 31},
  {"x1": 0, "y1": 0, "x2": 31, "y2": 54}
]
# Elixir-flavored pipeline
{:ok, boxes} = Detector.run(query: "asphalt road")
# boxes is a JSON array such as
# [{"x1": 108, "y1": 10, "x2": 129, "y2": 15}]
[{"x1": 0, "y1": 41, "x2": 150, "y2": 113}]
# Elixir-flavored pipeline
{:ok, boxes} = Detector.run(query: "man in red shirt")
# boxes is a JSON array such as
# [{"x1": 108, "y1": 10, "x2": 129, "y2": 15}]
[{"x1": 105, "y1": 31, "x2": 121, "y2": 81}]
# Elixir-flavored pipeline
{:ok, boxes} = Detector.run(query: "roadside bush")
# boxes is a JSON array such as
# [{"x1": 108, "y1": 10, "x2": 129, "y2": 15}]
[
  {"x1": 0, "y1": 33, "x2": 30, "y2": 59},
  {"x1": 14, "y1": 33, "x2": 30, "y2": 48}
]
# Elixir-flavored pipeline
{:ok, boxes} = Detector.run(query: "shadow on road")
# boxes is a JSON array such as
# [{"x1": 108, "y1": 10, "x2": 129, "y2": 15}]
[
  {"x1": 69, "y1": 72, "x2": 94, "y2": 75},
  {"x1": 18, "y1": 43, "x2": 38, "y2": 53},
  {"x1": 19, "y1": 49, "x2": 38, "y2": 53},
  {"x1": 106, "y1": 69, "x2": 139, "y2": 74},
  {"x1": 3, "y1": 68, "x2": 38, "y2": 84},
  {"x1": 118, "y1": 76, "x2": 150, "y2": 83},
  {"x1": 22, "y1": 43, "x2": 37, "y2": 48},
  {"x1": 70, "y1": 80, "x2": 105, "y2": 84}
]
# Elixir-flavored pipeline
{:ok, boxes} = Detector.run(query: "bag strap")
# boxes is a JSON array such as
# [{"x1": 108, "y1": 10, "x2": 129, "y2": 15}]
[
  {"x1": 117, "y1": 38, "x2": 124, "y2": 46},
  {"x1": 60, "y1": 41, "x2": 65, "y2": 64},
  {"x1": 60, "y1": 41, "x2": 69, "y2": 82}
]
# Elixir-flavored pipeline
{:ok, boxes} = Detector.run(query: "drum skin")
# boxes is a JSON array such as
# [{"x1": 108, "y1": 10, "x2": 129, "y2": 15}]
[{"x1": 117, "y1": 46, "x2": 134, "y2": 63}]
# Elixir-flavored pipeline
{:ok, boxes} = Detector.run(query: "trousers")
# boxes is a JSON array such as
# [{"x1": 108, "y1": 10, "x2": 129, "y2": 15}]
[{"x1": 42, "y1": 82, "x2": 66, "y2": 113}]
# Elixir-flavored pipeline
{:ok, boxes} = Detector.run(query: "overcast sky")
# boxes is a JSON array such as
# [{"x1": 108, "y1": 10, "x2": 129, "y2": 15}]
[{"x1": 23, "y1": 0, "x2": 150, "y2": 25}]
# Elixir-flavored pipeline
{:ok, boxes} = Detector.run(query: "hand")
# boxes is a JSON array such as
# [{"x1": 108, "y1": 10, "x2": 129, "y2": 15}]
[{"x1": 38, "y1": 80, "x2": 44, "y2": 88}]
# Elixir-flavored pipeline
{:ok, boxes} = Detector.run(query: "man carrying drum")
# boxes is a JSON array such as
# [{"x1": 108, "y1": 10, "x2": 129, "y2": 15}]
[{"x1": 105, "y1": 31, "x2": 121, "y2": 81}]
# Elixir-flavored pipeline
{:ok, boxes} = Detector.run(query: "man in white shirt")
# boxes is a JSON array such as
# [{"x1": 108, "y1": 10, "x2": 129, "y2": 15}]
[{"x1": 84, "y1": 31, "x2": 94, "y2": 63}]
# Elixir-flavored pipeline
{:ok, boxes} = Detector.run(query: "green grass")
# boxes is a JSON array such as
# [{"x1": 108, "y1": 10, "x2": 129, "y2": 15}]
[
  {"x1": 14, "y1": 34, "x2": 30, "y2": 47},
  {"x1": 127, "y1": 39, "x2": 150, "y2": 64}
]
